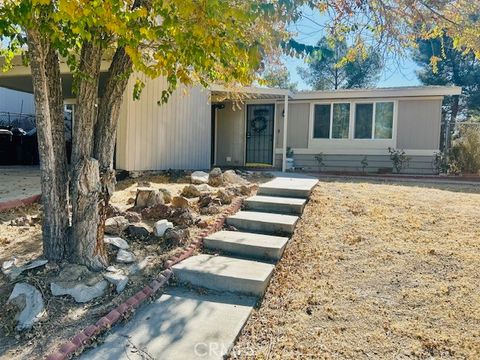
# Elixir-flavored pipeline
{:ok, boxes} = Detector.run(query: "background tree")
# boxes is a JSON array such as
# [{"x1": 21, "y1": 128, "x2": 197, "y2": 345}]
[
  {"x1": 260, "y1": 64, "x2": 298, "y2": 91},
  {"x1": 297, "y1": 37, "x2": 381, "y2": 90},
  {"x1": 0, "y1": 0, "x2": 298, "y2": 270}
]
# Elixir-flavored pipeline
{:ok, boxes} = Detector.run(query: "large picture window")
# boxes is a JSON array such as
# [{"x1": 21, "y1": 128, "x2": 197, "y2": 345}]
[
  {"x1": 313, "y1": 103, "x2": 350, "y2": 139},
  {"x1": 354, "y1": 102, "x2": 394, "y2": 139}
]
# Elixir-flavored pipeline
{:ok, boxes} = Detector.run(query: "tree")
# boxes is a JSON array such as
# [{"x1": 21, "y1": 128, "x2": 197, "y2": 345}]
[
  {"x1": 261, "y1": 64, "x2": 297, "y2": 91},
  {"x1": 0, "y1": 0, "x2": 297, "y2": 270},
  {"x1": 298, "y1": 37, "x2": 381, "y2": 90}
]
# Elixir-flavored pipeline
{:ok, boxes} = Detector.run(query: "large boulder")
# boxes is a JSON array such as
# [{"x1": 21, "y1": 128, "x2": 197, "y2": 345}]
[
  {"x1": 208, "y1": 167, "x2": 223, "y2": 187},
  {"x1": 105, "y1": 216, "x2": 129, "y2": 235},
  {"x1": 50, "y1": 264, "x2": 108, "y2": 303},
  {"x1": 141, "y1": 204, "x2": 172, "y2": 220},
  {"x1": 216, "y1": 189, "x2": 233, "y2": 205},
  {"x1": 153, "y1": 219, "x2": 174, "y2": 237},
  {"x1": 198, "y1": 194, "x2": 221, "y2": 208},
  {"x1": 181, "y1": 184, "x2": 201, "y2": 198},
  {"x1": 191, "y1": 171, "x2": 209, "y2": 184},
  {"x1": 7, "y1": 283, "x2": 45, "y2": 331},
  {"x1": 135, "y1": 188, "x2": 164, "y2": 209},
  {"x1": 222, "y1": 170, "x2": 248, "y2": 185}
]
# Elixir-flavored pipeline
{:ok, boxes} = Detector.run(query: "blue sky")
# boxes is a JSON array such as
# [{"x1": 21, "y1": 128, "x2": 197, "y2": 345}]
[{"x1": 284, "y1": 8, "x2": 421, "y2": 90}]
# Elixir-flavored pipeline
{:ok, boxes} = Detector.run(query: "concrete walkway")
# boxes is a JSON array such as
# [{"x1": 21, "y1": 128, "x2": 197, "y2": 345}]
[{"x1": 81, "y1": 176, "x2": 318, "y2": 359}]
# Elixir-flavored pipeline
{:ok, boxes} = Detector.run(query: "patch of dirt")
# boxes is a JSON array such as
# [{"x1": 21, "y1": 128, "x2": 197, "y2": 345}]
[
  {"x1": 0, "y1": 171, "x2": 265, "y2": 359},
  {"x1": 230, "y1": 179, "x2": 480, "y2": 359}
]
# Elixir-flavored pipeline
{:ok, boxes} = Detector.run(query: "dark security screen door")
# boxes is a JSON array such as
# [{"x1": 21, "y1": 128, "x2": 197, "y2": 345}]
[{"x1": 246, "y1": 104, "x2": 275, "y2": 166}]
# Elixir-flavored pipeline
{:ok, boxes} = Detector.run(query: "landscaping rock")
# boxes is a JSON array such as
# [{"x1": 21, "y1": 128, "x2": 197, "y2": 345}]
[
  {"x1": 239, "y1": 184, "x2": 257, "y2": 196},
  {"x1": 164, "y1": 227, "x2": 189, "y2": 245},
  {"x1": 135, "y1": 188, "x2": 164, "y2": 209},
  {"x1": 195, "y1": 184, "x2": 213, "y2": 193},
  {"x1": 105, "y1": 216, "x2": 129, "y2": 235},
  {"x1": 171, "y1": 208, "x2": 195, "y2": 226},
  {"x1": 191, "y1": 171, "x2": 209, "y2": 184},
  {"x1": 208, "y1": 167, "x2": 223, "y2": 187},
  {"x1": 7, "y1": 283, "x2": 45, "y2": 331},
  {"x1": 105, "y1": 204, "x2": 122, "y2": 219},
  {"x1": 223, "y1": 169, "x2": 248, "y2": 185},
  {"x1": 141, "y1": 204, "x2": 172, "y2": 220},
  {"x1": 116, "y1": 249, "x2": 136, "y2": 264},
  {"x1": 3, "y1": 258, "x2": 48, "y2": 280},
  {"x1": 126, "y1": 225, "x2": 150, "y2": 239},
  {"x1": 159, "y1": 188, "x2": 172, "y2": 204},
  {"x1": 216, "y1": 189, "x2": 233, "y2": 205},
  {"x1": 104, "y1": 236, "x2": 129, "y2": 250},
  {"x1": 181, "y1": 184, "x2": 201, "y2": 198},
  {"x1": 154, "y1": 219, "x2": 174, "y2": 237},
  {"x1": 103, "y1": 272, "x2": 129, "y2": 293},
  {"x1": 197, "y1": 219, "x2": 209, "y2": 229},
  {"x1": 200, "y1": 205, "x2": 221, "y2": 215},
  {"x1": 171, "y1": 196, "x2": 190, "y2": 209},
  {"x1": 9, "y1": 216, "x2": 35, "y2": 227},
  {"x1": 50, "y1": 264, "x2": 108, "y2": 303},
  {"x1": 198, "y1": 193, "x2": 220, "y2": 208},
  {"x1": 124, "y1": 211, "x2": 142, "y2": 223}
]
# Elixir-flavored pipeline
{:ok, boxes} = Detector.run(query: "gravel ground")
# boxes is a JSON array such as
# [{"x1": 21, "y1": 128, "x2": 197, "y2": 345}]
[{"x1": 231, "y1": 179, "x2": 480, "y2": 359}]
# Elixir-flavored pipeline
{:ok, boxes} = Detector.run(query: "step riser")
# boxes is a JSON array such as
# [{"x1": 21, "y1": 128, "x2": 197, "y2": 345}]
[
  {"x1": 204, "y1": 238, "x2": 286, "y2": 261},
  {"x1": 174, "y1": 269, "x2": 272, "y2": 297},
  {"x1": 257, "y1": 187, "x2": 311, "y2": 198},
  {"x1": 226, "y1": 217, "x2": 296, "y2": 235},
  {"x1": 244, "y1": 200, "x2": 304, "y2": 215}
]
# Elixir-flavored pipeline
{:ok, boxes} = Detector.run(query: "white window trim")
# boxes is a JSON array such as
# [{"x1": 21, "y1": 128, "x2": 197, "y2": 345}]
[{"x1": 353, "y1": 100, "x2": 397, "y2": 140}]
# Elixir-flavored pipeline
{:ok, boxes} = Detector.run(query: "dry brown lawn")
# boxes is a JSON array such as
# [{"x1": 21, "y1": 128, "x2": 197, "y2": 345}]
[{"x1": 231, "y1": 179, "x2": 480, "y2": 359}]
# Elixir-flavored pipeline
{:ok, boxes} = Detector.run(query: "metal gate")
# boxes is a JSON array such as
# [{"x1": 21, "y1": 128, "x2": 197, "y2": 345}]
[{"x1": 245, "y1": 104, "x2": 275, "y2": 166}]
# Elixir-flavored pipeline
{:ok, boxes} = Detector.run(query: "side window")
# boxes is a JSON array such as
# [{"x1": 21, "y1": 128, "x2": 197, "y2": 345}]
[
  {"x1": 331, "y1": 103, "x2": 350, "y2": 139},
  {"x1": 374, "y1": 102, "x2": 394, "y2": 139},
  {"x1": 313, "y1": 104, "x2": 331, "y2": 139},
  {"x1": 354, "y1": 103, "x2": 374, "y2": 139}
]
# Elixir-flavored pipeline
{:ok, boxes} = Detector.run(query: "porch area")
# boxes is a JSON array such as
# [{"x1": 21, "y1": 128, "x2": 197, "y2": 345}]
[{"x1": 210, "y1": 86, "x2": 292, "y2": 172}]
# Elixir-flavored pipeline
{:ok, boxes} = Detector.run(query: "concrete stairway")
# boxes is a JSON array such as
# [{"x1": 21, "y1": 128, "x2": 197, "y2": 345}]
[{"x1": 81, "y1": 175, "x2": 317, "y2": 360}]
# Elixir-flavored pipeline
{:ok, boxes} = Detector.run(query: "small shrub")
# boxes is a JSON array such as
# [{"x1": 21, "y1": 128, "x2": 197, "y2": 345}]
[
  {"x1": 360, "y1": 156, "x2": 368, "y2": 174},
  {"x1": 388, "y1": 147, "x2": 411, "y2": 174},
  {"x1": 450, "y1": 126, "x2": 480, "y2": 174},
  {"x1": 314, "y1": 153, "x2": 325, "y2": 172},
  {"x1": 432, "y1": 151, "x2": 448, "y2": 174}
]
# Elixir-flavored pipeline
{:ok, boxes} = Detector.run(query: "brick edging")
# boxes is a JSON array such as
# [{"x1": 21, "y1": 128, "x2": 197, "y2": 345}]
[
  {"x1": 46, "y1": 197, "x2": 244, "y2": 360},
  {"x1": 0, "y1": 194, "x2": 42, "y2": 212}
]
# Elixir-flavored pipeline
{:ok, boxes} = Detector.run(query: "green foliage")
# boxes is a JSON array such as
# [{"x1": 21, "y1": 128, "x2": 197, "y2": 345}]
[
  {"x1": 298, "y1": 37, "x2": 381, "y2": 90},
  {"x1": 286, "y1": 146, "x2": 294, "y2": 158},
  {"x1": 388, "y1": 147, "x2": 411, "y2": 173},
  {"x1": 450, "y1": 125, "x2": 480, "y2": 174},
  {"x1": 414, "y1": 35, "x2": 480, "y2": 119},
  {"x1": 314, "y1": 152, "x2": 325, "y2": 171},
  {"x1": 361, "y1": 156, "x2": 368, "y2": 173},
  {"x1": 432, "y1": 151, "x2": 448, "y2": 174},
  {"x1": 261, "y1": 64, "x2": 297, "y2": 91}
]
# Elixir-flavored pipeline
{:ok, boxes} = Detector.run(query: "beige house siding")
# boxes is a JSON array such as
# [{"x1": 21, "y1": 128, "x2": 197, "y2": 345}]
[
  {"x1": 396, "y1": 99, "x2": 442, "y2": 150},
  {"x1": 115, "y1": 76, "x2": 211, "y2": 171},
  {"x1": 215, "y1": 102, "x2": 245, "y2": 166},
  {"x1": 275, "y1": 103, "x2": 309, "y2": 149}
]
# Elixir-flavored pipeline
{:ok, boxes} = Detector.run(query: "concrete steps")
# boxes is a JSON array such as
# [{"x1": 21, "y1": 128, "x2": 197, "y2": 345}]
[
  {"x1": 244, "y1": 195, "x2": 306, "y2": 215},
  {"x1": 204, "y1": 230, "x2": 289, "y2": 261},
  {"x1": 227, "y1": 210, "x2": 298, "y2": 235},
  {"x1": 172, "y1": 254, "x2": 274, "y2": 296},
  {"x1": 258, "y1": 177, "x2": 318, "y2": 198},
  {"x1": 80, "y1": 287, "x2": 256, "y2": 360}
]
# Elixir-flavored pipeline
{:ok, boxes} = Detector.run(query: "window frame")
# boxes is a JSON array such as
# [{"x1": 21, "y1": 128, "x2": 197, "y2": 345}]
[
  {"x1": 353, "y1": 100, "x2": 396, "y2": 140},
  {"x1": 311, "y1": 101, "x2": 352, "y2": 140}
]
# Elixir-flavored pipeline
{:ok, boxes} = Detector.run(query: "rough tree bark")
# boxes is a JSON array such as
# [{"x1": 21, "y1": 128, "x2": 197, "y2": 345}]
[
  {"x1": 93, "y1": 47, "x2": 133, "y2": 244},
  {"x1": 70, "y1": 41, "x2": 107, "y2": 270},
  {"x1": 26, "y1": 28, "x2": 69, "y2": 260}
]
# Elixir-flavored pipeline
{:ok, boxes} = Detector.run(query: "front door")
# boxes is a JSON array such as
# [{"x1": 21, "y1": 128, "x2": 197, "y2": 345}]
[{"x1": 245, "y1": 104, "x2": 275, "y2": 166}]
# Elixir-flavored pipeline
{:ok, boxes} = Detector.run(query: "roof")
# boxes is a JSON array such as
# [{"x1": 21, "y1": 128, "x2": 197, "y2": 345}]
[
  {"x1": 210, "y1": 84, "x2": 292, "y2": 101},
  {"x1": 291, "y1": 86, "x2": 462, "y2": 100}
]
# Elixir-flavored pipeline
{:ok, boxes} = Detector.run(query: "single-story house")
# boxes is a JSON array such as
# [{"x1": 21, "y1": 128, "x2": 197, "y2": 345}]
[{"x1": 0, "y1": 58, "x2": 461, "y2": 174}]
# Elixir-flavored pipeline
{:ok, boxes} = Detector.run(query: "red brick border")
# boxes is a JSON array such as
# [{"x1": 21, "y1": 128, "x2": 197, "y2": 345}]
[
  {"x1": 0, "y1": 194, "x2": 41, "y2": 212},
  {"x1": 45, "y1": 197, "x2": 244, "y2": 360}
]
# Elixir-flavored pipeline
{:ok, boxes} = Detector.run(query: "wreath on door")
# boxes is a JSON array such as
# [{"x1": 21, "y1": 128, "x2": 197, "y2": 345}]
[{"x1": 251, "y1": 109, "x2": 268, "y2": 133}]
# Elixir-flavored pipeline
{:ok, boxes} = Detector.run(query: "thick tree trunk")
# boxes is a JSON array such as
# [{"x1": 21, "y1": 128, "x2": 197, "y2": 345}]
[
  {"x1": 70, "y1": 41, "x2": 107, "y2": 270},
  {"x1": 26, "y1": 28, "x2": 69, "y2": 260},
  {"x1": 93, "y1": 47, "x2": 133, "y2": 250}
]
